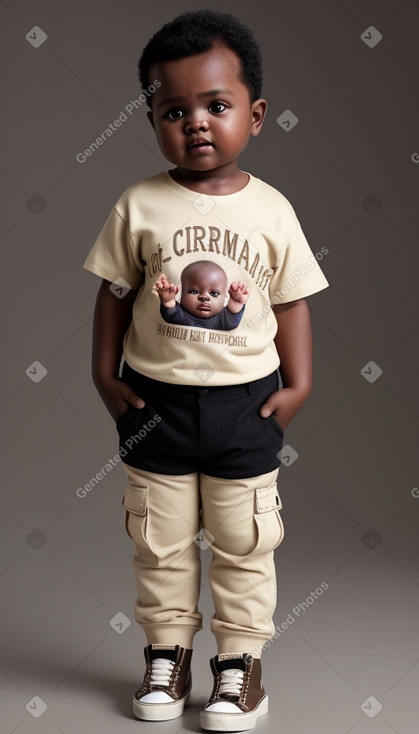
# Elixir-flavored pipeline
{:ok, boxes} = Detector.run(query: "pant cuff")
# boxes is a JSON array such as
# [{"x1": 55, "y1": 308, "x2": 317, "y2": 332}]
[
  {"x1": 214, "y1": 633, "x2": 269, "y2": 659},
  {"x1": 141, "y1": 623, "x2": 201, "y2": 649}
]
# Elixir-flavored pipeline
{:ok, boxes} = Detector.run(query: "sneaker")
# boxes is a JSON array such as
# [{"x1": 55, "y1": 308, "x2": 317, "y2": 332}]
[
  {"x1": 133, "y1": 644, "x2": 192, "y2": 721},
  {"x1": 200, "y1": 653, "x2": 268, "y2": 731}
]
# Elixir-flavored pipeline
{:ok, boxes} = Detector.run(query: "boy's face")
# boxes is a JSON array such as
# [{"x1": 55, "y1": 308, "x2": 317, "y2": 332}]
[
  {"x1": 181, "y1": 267, "x2": 227, "y2": 319},
  {"x1": 147, "y1": 43, "x2": 266, "y2": 179}
]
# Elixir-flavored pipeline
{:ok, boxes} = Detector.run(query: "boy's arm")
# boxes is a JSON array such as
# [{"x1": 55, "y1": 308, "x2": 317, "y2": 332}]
[
  {"x1": 92, "y1": 279, "x2": 144, "y2": 422},
  {"x1": 259, "y1": 298, "x2": 312, "y2": 430}
]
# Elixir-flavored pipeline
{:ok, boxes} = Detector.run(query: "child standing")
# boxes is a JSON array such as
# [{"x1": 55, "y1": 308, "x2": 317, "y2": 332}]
[{"x1": 84, "y1": 10, "x2": 328, "y2": 731}]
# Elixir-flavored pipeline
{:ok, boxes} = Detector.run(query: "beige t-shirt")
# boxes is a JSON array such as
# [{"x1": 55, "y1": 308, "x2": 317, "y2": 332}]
[{"x1": 83, "y1": 171, "x2": 329, "y2": 386}]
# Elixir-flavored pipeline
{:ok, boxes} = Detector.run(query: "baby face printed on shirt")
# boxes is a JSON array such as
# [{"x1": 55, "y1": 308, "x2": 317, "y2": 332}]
[{"x1": 180, "y1": 261, "x2": 228, "y2": 319}]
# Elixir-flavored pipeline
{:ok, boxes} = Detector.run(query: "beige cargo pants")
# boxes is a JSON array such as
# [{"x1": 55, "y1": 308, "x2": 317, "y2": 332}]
[{"x1": 121, "y1": 463, "x2": 284, "y2": 657}]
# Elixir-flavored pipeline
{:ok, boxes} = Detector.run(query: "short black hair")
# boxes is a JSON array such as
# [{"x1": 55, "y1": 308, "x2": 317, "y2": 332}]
[{"x1": 138, "y1": 10, "x2": 263, "y2": 106}]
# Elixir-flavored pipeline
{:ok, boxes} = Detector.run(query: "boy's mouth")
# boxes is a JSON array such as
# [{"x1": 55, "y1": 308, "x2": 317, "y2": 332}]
[{"x1": 187, "y1": 138, "x2": 213, "y2": 150}]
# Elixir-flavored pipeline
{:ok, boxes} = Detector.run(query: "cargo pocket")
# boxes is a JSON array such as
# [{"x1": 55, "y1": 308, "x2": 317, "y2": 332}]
[
  {"x1": 121, "y1": 481, "x2": 154, "y2": 554},
  {"x1": 252, "y1": 483, "x2": 284, "y2": 554}
]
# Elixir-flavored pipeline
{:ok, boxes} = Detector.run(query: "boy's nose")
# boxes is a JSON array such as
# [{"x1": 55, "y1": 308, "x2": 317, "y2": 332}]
[
  {"x1": 185, "y1": 116, "x2": 209, "y2": 133},
  {"x1": 198, "y1": 295, "x2": 210, "y2": 301}
]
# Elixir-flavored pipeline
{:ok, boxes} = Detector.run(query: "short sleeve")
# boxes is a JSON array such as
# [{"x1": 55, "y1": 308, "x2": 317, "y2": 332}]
[
  {"x1": 269, "y1": 217, "x2": 329, "y2": 305},
  {"x1": 83, "y1": 206, "x2": 144, "y2": 289}
]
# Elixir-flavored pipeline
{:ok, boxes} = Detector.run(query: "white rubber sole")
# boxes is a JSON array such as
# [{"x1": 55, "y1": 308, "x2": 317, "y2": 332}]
[
  {"x1": 200, "y1": 694, "x2": 268, "y2": 731},
  {"x1": 133, "y1": 691, "x2": 190, "y2": 721}
]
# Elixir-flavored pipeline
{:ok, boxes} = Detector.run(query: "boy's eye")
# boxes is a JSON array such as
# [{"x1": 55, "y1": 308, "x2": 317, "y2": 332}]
[
  {"x1": 209, "y1": 102, "x2": 227, "y2": 114},
  {"x1": 189, "y1": 289, "x2": 199, "y2": 294},
  {"x1": 166, "y1": 108, "x2": 184, "y2": 120},
  {"x1": 210, "y1": 291, "x2": 220, "y2": 297}
]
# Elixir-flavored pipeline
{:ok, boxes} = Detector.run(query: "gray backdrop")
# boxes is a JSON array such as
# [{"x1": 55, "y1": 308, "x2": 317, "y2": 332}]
[{"x1": 1, "y1": 0, "x2": 418, "y2": 732}]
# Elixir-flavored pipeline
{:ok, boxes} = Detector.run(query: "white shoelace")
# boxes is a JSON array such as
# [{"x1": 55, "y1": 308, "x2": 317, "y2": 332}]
[
  {"x1": 149, "y1": 657, "x2": 175, "y2": 687},
  {"x1": 218, "y1": 668, "x2": 244, "y2": 697}
]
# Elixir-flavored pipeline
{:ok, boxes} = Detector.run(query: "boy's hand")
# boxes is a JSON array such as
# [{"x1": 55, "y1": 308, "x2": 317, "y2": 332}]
[
  {"x1": 96, "y1": 377, "x2": 145, "y2": 423},
  {"x1": 227, "y1": 281, "x2": 249, "y2": 313},
  {"x1": 262, "y1": 299, "x2": 313, "y2": 430},
  {"x1": 92, "y1": 280, "x2": 144, "y2": 422},
  {"x1": 155, "y1": 273, "x2": 179, "y2": 308},
  {"x1": 259, "y1": 387, "x2": 309, "y2": 431}
]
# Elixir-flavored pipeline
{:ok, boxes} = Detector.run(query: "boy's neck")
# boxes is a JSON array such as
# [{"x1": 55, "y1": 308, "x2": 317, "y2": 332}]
[{"x1": 168, "y1": 166, "x2": 249, "y2": 195}]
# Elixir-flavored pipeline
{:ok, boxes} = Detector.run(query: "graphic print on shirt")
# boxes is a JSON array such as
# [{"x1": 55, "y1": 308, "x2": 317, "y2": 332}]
[
  {"x1": 155, "y1": 260, "x2": 249, "y2": 331},
  {"x1": 147, "y1": 225, "x2": 274, "y2": 292},
  {"x1": 83, "y1": 172, "x2": 329, "y2": 385}
]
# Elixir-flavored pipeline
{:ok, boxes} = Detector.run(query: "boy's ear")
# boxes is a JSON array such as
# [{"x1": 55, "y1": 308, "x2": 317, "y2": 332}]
[
  {"x1": 250, "y1": 98, "x2": 267, "y2": 137},
  {"x1": 147, "y1": 110, "x2": 155, "y2": 130}
]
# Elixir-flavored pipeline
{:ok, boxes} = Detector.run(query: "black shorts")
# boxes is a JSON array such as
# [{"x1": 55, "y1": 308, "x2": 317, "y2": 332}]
[{"x1": 116, "y1": 362, "x2": 284, "y2": 478}]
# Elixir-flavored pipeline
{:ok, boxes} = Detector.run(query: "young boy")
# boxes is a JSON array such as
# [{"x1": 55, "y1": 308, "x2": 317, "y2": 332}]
[
  {"x1": 156, "y1": 262, "x2": 249, "y2": 329},
  {"x1": 84, "y1": 10, "x2": 328, "y2": 731}
]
